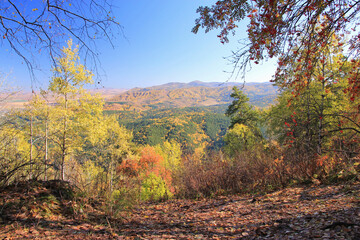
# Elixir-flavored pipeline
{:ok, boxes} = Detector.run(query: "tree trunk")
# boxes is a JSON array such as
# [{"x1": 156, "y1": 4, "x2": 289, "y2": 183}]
[
  {"x1": 318, "y1": 63, "x2": 325, "y2": 155},
  {"x1": 305, "y1": 83, "x2": 312, "y2": 154},
  {"x1": 45, "y1": 119, "x2": 48, "y2": 181},
  {"x1": 61, "y1": 93, "x2": 68, "y2": 181},
  {"x1": 30, "y1": 115, "x2": 33, "y2": 179},
  {"x1": 109, "y1": 157, "x2": 114, "y2": 214}
]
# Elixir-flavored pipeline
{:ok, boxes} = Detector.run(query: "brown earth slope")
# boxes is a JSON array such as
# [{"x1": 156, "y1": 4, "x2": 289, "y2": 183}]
[
  {"x1": 107, "y1": 81, "x2": 278, "y2": 111},
  {"x1": 1, "y1": 181, "x2": 359, "y2": 239}
]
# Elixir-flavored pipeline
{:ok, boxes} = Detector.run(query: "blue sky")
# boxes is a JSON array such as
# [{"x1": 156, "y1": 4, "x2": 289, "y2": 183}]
[{"x1": 0, "y1": 0, "x2": 277, "y2": 90}]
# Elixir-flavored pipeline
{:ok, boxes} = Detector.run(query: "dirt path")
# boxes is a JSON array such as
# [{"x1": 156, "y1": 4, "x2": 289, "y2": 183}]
[
  {"x1": 1, "y1": 183, "x2": 359, "y2": 239},
  {"x1": 119, "y1": 183, "x2": 360, "y2": 239}
]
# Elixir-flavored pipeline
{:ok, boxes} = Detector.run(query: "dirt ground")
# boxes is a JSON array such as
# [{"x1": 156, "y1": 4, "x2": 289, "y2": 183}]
[{"x1": 1, "y1": 182, "x2": 359, "y2": 239}]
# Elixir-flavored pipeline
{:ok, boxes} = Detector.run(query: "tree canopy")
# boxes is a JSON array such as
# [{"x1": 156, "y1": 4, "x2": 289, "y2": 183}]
[
  {"x1": 226, "y1": 86, "x2": 259, "y2": 129},
  {"x1": 193, "y1": 0, "x2": 360, "y2": 102}
]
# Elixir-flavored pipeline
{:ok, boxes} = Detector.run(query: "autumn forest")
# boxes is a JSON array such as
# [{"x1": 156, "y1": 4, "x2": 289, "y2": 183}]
[{"x1": 1, "y1": 0, "x2": 360, "y2": 239}]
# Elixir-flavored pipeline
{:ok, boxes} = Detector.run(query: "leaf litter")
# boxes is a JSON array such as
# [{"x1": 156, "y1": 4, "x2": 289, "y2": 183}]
[{"x1": 0, "y1": 181, "x2": 359, "y2": 239}]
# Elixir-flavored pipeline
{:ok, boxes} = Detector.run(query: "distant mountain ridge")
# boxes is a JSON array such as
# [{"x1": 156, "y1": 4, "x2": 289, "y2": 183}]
[
  {"x1": 139, "y1": 81, "x2": 269, "y2": 90},
  {"x1": 3, "y1": 82, "x2": 277, "y2": 111},
  {"x1": 2, "y1": 88, "x2": 127, "y2": 110},
  {"x1": 107, "y1": 81, "x2": 278, "y2": 111}
]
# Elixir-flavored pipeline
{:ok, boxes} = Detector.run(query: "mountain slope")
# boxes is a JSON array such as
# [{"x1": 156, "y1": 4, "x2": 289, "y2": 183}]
[{"x1": 107, "y1": 81, "x2": 277, "y2": 111}]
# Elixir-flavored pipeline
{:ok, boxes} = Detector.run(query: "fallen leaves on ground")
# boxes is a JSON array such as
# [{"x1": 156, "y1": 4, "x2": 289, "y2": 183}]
[
  {"x1": 1, "y1": 182, "x2": 359, "y2": 239},
  {"x1": 117, "y1": 183, "x2": 360, "y2": 239}
]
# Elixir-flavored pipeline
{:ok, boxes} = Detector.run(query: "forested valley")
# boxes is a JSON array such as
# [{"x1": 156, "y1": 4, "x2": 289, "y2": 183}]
[
  {"x1": 0, "y1": 38, "x2": 359, "y2": 239},
  {"x1": 1, "y1": 0, "x2": 360, "y2": 239}
]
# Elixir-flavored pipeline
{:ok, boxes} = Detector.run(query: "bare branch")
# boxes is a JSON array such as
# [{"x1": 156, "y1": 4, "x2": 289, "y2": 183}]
[{"x1": 0, "y1": 0, "x2": 121, "y2": 86}]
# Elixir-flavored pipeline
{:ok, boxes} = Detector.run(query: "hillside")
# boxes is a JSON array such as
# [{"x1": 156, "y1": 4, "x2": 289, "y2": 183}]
[
  {"x1": 0, "y1": 88, "x2": 127, "y2": 110},
  {"x1": 105, "y1": 81, "x2": 277, "y2": 152},
  {"x1": 114, "y1": 106, "x2": 231, "y2": 152},
  {"x1": 1, "y1": 180, "x2": 359, "y2": 239},
  {"x1": 0, "y1": 180, "x2": 114, "y2": 239},
  {"x1": 2, "y1": 82, "x2": 277, "y2": 110},
  {"x1": 107, "y1": 81, "x2": 277, "y2": 111}
]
